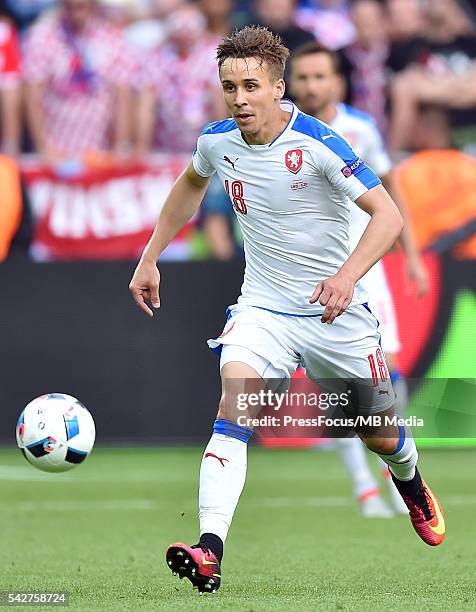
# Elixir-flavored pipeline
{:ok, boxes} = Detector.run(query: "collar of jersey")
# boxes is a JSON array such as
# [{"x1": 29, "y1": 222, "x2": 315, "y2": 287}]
[{"x1": 240, "y1": 100, "x2": 297, "y2": 149}]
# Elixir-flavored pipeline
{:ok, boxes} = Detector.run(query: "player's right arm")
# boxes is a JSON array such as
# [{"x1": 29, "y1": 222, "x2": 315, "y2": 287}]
[{"x1": 129, "y1": 162, "x2": 211, "y2": 317}]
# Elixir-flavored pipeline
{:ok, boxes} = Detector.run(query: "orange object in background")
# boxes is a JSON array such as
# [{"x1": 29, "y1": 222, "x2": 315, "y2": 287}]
[
  {"x1": 0, "y1": 155, "x2": 22, "y2": 261},
  {"x1": 395, "y1": 150, "x2": 476, "y2": 259}
]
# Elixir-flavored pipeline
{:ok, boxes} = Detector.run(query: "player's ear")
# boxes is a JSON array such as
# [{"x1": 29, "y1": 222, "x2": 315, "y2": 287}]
[{"x1": 274, "y1": 78, "x2": 286, "y2": 101}]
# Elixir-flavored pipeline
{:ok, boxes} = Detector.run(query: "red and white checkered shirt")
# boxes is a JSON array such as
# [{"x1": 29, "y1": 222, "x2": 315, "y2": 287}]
[
  {"x1": 137, "y1": 38, "x2": 221, "y2": 153},
  {"x1": 0, "y1": 19, "x2": 20, "y2": 89},
  {"x1": 23, "y1": 14, "x2": 134, "y2": 155}
]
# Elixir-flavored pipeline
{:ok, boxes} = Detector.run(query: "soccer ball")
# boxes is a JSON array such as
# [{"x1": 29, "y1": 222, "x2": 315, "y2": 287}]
[{"x1": 16, "y1": 393, "x2": 96, "y2": 473}]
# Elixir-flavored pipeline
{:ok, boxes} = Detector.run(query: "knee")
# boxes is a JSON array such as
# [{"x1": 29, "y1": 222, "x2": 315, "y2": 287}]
[{"x1": 364, "y1": 436, "x2": 400, "y2": 455}]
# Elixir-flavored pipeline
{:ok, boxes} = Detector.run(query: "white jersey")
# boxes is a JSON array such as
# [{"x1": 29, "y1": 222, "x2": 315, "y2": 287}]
[
  {"x1": 331, "y1": 104, "x2": 391, "y2": 251},
  {"x1": 193, "y1": 100, "x2": 381, "y2": 315}
]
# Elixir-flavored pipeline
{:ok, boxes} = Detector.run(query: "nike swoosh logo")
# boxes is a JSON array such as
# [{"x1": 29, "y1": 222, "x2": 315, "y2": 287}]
[
  {"x1": 202, "y1": 557, "x2": 216, "y2": 566},
  {"x1": 322, "y1": 134, "x2": 336, "y2": 140},
  {"x1": 426, "y1": 485, "x2": 445, "y2": 535}
]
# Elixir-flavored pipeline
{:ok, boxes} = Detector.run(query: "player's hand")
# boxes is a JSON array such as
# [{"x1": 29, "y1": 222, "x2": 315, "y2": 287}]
[
  {"x1": 129, "y1": 259, "x2": 161, "y2": 318},
  {"x1": 406, "y1": 254, "x2": 429, "y2": 298},
  {"x1": 309, "y1": 272, "x2": 355, "y2": 324}
]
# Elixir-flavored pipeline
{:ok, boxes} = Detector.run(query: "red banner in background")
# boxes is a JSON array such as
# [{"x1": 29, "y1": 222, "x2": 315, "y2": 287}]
[{"x1": 21, "y1": 156, "x2": 190, "y2": 260}]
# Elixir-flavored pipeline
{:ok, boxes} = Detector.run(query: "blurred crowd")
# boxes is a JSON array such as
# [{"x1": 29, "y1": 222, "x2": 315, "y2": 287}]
[
  {"x1": 1, "y1": 0, "x2": 475, "y2": 158},
  {"x1": 0, "y1": 0, "x2": 475, "y2": 260}
]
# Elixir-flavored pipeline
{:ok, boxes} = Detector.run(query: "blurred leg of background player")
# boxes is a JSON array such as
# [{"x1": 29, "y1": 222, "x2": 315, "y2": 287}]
[
  {"x1": 367, "y1": 261, "x2": 409, "y2": 514},
  {"x1": 329, "y1": 261, "x2": 408, "y2": 517}
]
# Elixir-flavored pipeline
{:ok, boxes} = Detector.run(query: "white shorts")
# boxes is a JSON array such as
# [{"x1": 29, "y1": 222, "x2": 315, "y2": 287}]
[
  {"x1": 208, "y1": 303, "x2": 396, "y2": 413},
  {"x1": 360, "y1": 260, "x2": 401, "y2": 355}
]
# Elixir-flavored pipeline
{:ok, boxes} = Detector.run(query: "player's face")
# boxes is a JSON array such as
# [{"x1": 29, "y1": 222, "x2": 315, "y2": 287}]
[
  {"x1": 290, "y1": 53, "x2": 339, "y2": 116},
  {"x1": 219, "y1": 57, "x2": 285, "y2": 136}
]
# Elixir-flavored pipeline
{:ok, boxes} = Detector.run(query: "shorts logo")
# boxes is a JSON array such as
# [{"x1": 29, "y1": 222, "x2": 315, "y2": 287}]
[
  {"x1": 341, "y1": 158, "x2": 363, "y2": 177},
  {"x1": 285, "y1": 149, "x2": 303, "y2": 174}
]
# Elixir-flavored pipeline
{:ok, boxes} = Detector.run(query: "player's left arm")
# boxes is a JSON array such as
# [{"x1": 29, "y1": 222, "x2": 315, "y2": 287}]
[
  {"x1": 310, "y1": 185, "x2": 403, "y2": 323},
  {"x1": 380, "y1": 172, "x2": 429, "y2": 297}
]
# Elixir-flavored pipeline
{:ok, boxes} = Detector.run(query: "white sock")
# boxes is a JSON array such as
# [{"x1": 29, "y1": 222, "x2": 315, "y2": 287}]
[
  {"x1": 377, "y1": 426, "x2": 418, "y2": 481},
  {"x1": 199, "y1": 420, "x2": 252, "y2": 543},
  {"x1": 336, "y1": 437, "x2": 380, "y2": 501}
]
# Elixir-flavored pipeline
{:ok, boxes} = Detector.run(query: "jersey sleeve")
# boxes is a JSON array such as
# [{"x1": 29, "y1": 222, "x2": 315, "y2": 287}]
[
  {"x1": 361, "y1": 121, "x2": 392, "y2": 177},
  {"x1": 318, "y1": 132, "x2": 381, "y2": 201},
  {"x1": 192, "y1": 132, "x2": 216, "y2": 178}
]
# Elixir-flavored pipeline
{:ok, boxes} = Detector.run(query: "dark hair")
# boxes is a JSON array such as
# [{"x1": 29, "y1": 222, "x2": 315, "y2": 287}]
[
  {"x1": 216, "y1": 25, "x2": 290, "y2": 82},
  {"x1": 291, "y1": 42, "x2": 341, "y2": 74}
]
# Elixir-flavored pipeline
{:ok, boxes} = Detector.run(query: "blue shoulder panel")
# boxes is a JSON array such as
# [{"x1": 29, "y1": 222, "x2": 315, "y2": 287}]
[
  {"x1": 200, "y1": 118, "x2": 237, "y2": 136},
  {"x1": 292, "y1": 111, "x2": 381, "y2": 190},
  {"x1": 292, "y1": 112, "x2": 357, "y2": 165},
  {"x1": 292, "y1": 111, "x2": 330, "y2": 141}
]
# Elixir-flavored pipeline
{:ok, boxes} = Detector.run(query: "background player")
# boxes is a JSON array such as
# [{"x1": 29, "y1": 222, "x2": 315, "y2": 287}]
[
  {"x1": 129, "y1": 26, "x2": 445, "y2": 594},
  {"x1": 290, "y1": 42, "x2": 429, "y2": 517}
]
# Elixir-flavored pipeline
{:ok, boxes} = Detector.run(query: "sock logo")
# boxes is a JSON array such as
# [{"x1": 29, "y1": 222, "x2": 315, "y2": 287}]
[{"x1": 204, "y1": 452, "x2": 229, "y2": 467}]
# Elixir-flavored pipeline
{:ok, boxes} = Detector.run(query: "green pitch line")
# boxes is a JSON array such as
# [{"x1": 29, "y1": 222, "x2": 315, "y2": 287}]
[{"x1": 0, "y1": 447, "x2": 474, "y2": 611}]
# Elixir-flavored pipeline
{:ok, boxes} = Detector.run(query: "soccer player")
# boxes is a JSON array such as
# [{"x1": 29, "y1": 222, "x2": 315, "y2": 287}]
[
  {"x1": 289, "y1": 42, "x2": 429, "y2": 517},
  {"x1": 129, "y1": 26, "x2": 445, "y2": 594}
]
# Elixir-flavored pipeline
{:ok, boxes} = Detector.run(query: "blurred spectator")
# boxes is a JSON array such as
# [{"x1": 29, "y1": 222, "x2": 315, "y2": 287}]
[
  {"x1": 135, "y1": 4, "x2": 225, "y2": 155},
  {"x1": 0, "y1": 16, "x2": 21, "y2": 156},
  {"x1": 125, "y1": 0, "x2": 185, "y2": 51},
  {"x1": 99, "y1": 0, "x2": 141, "y2": 26},
  {"x1": 253, "y1": 0, "x2": 315, "y2": 54},
  {"x1": 296, "y1": 0, "x2": 356, "y2": 51},
  {"x1": 199, "y1": 0, "x2": 233, "y2": 40},
  {"x1": 22, "y1": 0, "x2": 133, "y2": 165},
  {"x1": 0, "y1": 0, "x2": 57, "y2": 31},
  {"x1": 252, "y1": 0, "x2": 314, "y2": 90},
  {"x1": 339, "y1": 0, "x2": 389, "y2": 134},
  {"x1": 386, "y1": 0, "x2": 426, "y2": 73},
  {"x1": 411, "y1": 107, "x2": 454, "y2": 150},
  {"x1": 396, "y1": 147, "x2": 476, "y2": 258},
  {"x1": 388, "y1": 0, "x2": 476, "y2": 151}
]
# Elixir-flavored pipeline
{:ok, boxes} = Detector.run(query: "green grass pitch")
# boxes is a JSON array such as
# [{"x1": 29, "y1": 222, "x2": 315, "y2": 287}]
[{"x1": 1, "y1": 446, "x2": 475, "y2": 611}]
